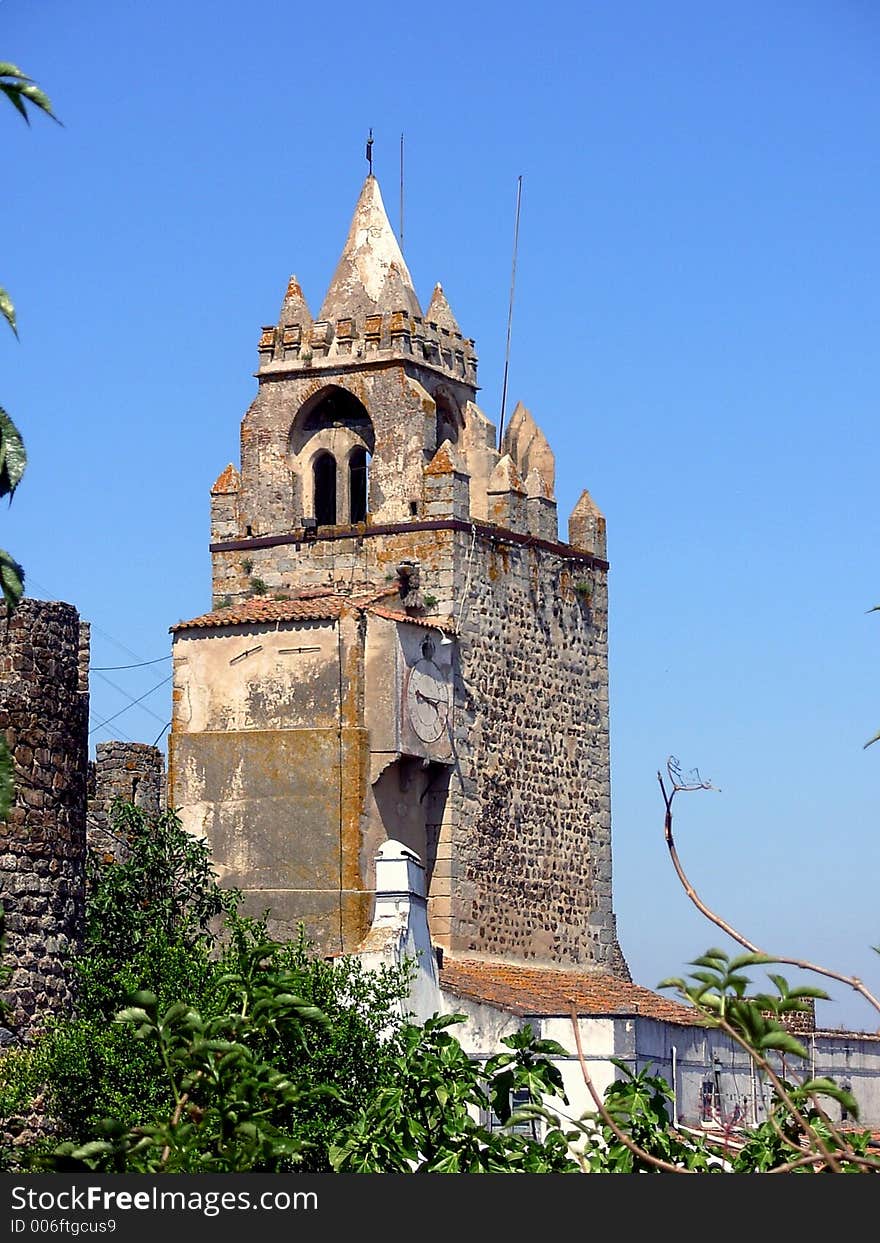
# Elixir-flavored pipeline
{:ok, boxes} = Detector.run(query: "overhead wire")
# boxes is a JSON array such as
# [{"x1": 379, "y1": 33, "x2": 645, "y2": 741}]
[
  {"x1": 91, "y1": 669, "x2": 168, "y2": 727},
  {"x1": 88, "y1": 674, "x2": 174, "y2": 736},
  {"x1": 26, "y1": 573, "x2": 174, "y2": 741},
  {"x1": 90, "y1": 656, "x2": 171, "y2": 671}
]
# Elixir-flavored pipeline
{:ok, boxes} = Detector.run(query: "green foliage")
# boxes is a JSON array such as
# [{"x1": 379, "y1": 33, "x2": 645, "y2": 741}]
[
  {"x1": 1, "y1": 803, "x2": 417, "y2": 1172},
  {"x1": 0, "y1": 742, "x2": 14, "y2": 822},
  {"x1": 657, "y1": 948, "x2": 876, "y2": 1172},
  {"x1": 249, "y1": 577, "x2": 267, "y2": 595},
  {"x1": 329, "y1": 1017, "x2": 579, "y2": 1173},
  {"x1": 660, "y1": 948, "x2": 832, "y2": 1068},
  {"x1": 0, "y1": 408, "x2": 26, "y2": 500},
  {"x1": 85, "y1": 802, "x2": 237, "y2": 989},
  {"x1": 0, "y1": 63, "x2": 57, "y2": 128},
  {"x1": 40, "y1": 985, "x2": 324, "y2": 1173},
  {"x1": 574, "y1": 1061, "x2": 718, "y2": 1173},
  {"x1": 5, "y1": 800, "x2": 877, "y2": 1174}
]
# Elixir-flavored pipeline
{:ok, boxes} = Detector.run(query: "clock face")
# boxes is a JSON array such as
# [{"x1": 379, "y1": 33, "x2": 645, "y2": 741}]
[{"x1": 405, "y1": 656, "x2": 450, "y2": 744}]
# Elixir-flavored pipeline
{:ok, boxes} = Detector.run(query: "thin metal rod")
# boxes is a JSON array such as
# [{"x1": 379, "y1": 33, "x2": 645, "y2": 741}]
[
  {"x1": 498, "y1": 174, "x2": 523, "y2": 450},
  {"x1": 399, "y1": 132, "x2": 405, "y2": 247}
]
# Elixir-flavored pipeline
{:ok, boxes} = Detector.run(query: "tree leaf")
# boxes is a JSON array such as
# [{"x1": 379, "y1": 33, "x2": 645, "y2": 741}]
[
  {"x1": 0, "y1": 549, "x2": 24, "y2": 610},
  {"x1": 0, "y1": 285, "x2": 16, "y2": 336},
  {"x1": 0, "y1": 407, "x2": 27, "y2": 497},
  {"x1": 757, "y1": 1029, "x2": 808, "y2": 1059},
  {"x1": 0, "y1": 64, "x2": 59, "y2": 124}
]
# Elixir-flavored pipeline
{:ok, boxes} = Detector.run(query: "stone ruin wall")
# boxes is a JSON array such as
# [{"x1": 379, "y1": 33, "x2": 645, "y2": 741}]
[
  {"x1": 0, "y1": 600, "x2": 89, "y2": 1037},
  {"x1": 0, "y1": 599, "x2": 167, "y2": 1042},
  {"x1": 87, "y1": 740, "x2": 166, "y2": 859}
]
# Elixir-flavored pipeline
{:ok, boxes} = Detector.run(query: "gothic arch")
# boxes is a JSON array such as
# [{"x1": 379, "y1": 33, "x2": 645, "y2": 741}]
[
  {"x1": 433, "y1": 387, "x2": 462, "y2": 449},
  {"x1": 287, "y1": 385, "x2": 374, "y2": 526}
]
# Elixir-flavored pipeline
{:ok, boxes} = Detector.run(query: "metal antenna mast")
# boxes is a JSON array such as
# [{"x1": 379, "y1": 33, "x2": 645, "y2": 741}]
[
  {"x1": 498, "y1": 174, "x2": 523, "y2": 451},
  {"x1": 399, "y1": 132, "x2": 405, "y2": 247}
]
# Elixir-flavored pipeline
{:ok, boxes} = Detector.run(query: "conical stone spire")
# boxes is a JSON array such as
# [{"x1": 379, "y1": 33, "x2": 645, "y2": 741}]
[
  {"x1": 318, "y1": 175, "x2": 422, "y2": 322},
  {"x1": 425, "y1": 283, "x2": 461, "y2": 335},
  {"x1": 276, "y1": 274, "x2": 313, "y2": 329}
]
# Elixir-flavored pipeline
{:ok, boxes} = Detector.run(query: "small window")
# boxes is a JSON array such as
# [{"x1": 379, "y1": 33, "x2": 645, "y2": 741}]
[
  {"x1": 700, "y1": 1077, "x2": 720, "y2": 1121},
  {"x1": 409, "y1": 499, "x2": 419, "y2": 517},
  {"x1": 484, "y1": 1087, "x2": 537, "y2": 1139},
  {"x1": 314, "y1": 452, "x2": 337, "y2": 526},
  {"x1": 349, "y1": 447, "x2": 368, "y2": 524}
]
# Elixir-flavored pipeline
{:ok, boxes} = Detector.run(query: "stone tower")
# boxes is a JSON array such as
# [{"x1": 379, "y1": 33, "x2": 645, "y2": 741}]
[
  {"x1": 0, "y1": 600, "x2": 89, "y2": 1036},
  {"x1": 169, "y1": 174, "x2": 628, "y2": 978}
]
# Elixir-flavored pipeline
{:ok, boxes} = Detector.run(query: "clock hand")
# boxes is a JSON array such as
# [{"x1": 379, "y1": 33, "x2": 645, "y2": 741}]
[{"x1": 415, "y1": 689, "x2": 446, "y2": 707}]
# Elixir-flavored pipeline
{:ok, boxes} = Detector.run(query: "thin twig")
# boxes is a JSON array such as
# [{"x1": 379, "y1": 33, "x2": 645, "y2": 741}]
[
  {"x1": 713, "y1": 1014, "x2": 842, "y2": 1172},
  {"x1": 658, "y1": 761, "x2": 880, "y2": 1015},
  {"x1": 569, "y1": 1006, "x2": 696, "y2": 1174},
  {"x1": 160, "y1": 1092, "x2": 190, "y2": 1167}
]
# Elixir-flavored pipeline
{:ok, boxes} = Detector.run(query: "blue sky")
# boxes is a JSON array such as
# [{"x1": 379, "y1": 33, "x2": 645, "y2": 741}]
[{"x1": 3, "y1": 1, "x2": 879, "y2": 1030}]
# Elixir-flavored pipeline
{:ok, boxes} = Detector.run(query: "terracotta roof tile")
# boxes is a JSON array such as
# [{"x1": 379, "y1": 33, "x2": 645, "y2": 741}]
[
  {"x1": 171, "y1": 596, "x2": 345, "y2": 631},
  {"x1": 171, "y1": 586, "x2": 400, "y2": 633},
  {"x1": 365, "y1": 603, "x2": 455, "y2": 634},
  {"x1": 439, "y1": 957, "x2": 701, "y2": 1026}
]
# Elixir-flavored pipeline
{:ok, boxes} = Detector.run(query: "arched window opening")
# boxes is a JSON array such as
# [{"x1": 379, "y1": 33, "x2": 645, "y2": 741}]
[
  {"x1": 289, "y1": 387, "x2": 375, "y2": 457},
  {"x1": 349, "y1": 447, "x2": 368, "y2": 524},
  {"x1": 435, "y1": 391, "x2": 461, "y2": 449},
  {"x1": 313, "y1": 452, "x2": 337, "y2": 527}
]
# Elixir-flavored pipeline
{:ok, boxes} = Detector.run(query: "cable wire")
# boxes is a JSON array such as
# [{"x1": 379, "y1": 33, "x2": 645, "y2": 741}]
[{"x1": 88, "y1": 673, "x2": 174, "y2": 736}]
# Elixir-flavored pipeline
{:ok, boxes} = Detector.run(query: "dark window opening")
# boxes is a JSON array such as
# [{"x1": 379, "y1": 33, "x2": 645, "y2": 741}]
[
  {"x1": 314, "y1": 452, "x2": 337, "y2": 526},
  {"x1": 700, "y1": 1077, "x2": 720, "y2": 1121},
  {"x1": 246, "y1": 524, "x2": 253, "y2": 537},
  {"x1": 289, "y1": 386, "x2": 375, "y2": 457},
  {"x1": 435, "y1": 391, "x2": 461, "y2": 448},
  {"x1": 349, "y1": 447, "x2": 368, "y2": 524},
  {"x1": 409, "y1": 499, "x2": 419, "y2": 517}
]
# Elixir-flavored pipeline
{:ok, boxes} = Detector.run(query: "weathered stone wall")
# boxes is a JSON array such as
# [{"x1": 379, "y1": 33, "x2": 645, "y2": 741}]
[
  {"x1": 435, "y1": 532, "x2": 627, "y2": 975},
  {"x1": 0, "y1": 600, "x2": 88, "y2": 1038},
  {"x1": 87, "y1": 740, "x2": 166, "y2": 858}
]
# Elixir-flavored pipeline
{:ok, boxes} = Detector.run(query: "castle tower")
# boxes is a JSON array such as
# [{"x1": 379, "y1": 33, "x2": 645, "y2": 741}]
[
  {"x1": 0, "y1": 600, "x2": 89, "y2": 1036},
  {"x1": 169, "y1": 175, "x2": 628, "y2": 977}
]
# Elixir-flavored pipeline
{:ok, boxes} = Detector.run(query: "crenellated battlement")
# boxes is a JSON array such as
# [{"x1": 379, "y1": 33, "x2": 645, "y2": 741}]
[{"x1": 257, "y1": 309, "x2": 478, "y2": 387}]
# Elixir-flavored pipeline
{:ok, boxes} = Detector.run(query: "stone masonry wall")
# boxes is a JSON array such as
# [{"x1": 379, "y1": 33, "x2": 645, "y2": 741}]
[
  {"x1": 0, "y1": 600, "x2": 88, "y2": 1038},
  {"x1": 444, "y1": 532, "x2": 629, "y2": 976},
  {"x1": 87, "y1": 741, "x2": 166, "y2": 858}
]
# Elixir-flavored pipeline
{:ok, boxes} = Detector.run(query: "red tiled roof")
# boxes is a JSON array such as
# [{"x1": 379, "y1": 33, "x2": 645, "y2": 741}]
[
  {"x1": 439, "y1": 957, "x2": 702, "y2": 1026},
  {"x1": 366, "y1": 602, "x2": 455, "y2": 633},
  {"x1": 171, "y1": 585, "x2": 451, "y2": 635},
  {"x1": 171, "y1": 594, "x2": 348, "y2": 631}
]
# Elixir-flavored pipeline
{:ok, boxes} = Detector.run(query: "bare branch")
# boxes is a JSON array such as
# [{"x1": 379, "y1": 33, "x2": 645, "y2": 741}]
[
  {"x1": 569, "y1": 1006, "x2": 697, "y2": 1174},
  {"x1": 659, "y1": 757, "x2": 880, "y2": 1015},
  {"x1": 711, "y1": 1014, "x2": 842, "y2": 1173}
]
